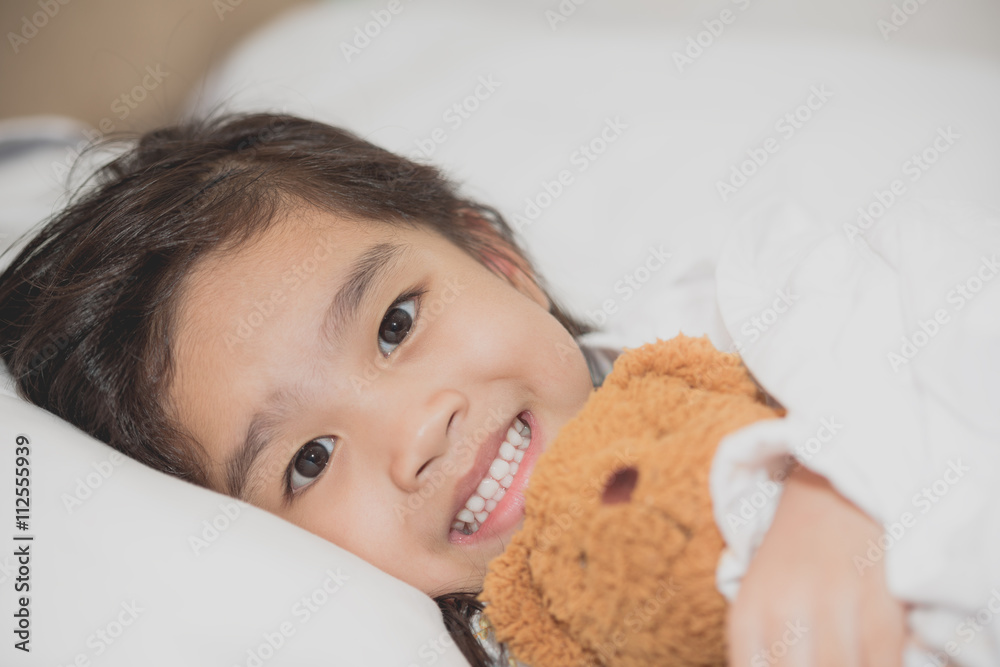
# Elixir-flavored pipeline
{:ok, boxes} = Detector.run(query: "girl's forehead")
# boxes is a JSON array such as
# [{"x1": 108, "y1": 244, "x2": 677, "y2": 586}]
[
  {"x1": 190, "y1": 211, "x2": 384, "y2": 277},
  {"x1": 235, "y1": 209, "x2": 449, "y2": 260},
  {"x1": 172, "y1": 211, "x2": 462, "y2": 367}
]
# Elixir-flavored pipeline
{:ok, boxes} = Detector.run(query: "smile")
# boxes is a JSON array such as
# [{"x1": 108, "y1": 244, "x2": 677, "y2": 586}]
[{"x1": 451, "y1": 416, "x2": 531, "y2": 535}]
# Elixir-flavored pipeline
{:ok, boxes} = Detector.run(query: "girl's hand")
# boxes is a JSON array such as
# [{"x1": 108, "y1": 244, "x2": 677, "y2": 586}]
[{"x1": 726, "y1": 466, "x2": 909, "y2": 665}]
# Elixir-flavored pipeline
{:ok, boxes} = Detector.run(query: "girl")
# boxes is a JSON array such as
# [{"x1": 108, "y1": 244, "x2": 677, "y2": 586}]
[{"x1": 0, "y1": 113, "x2": 904, "y2": 666}]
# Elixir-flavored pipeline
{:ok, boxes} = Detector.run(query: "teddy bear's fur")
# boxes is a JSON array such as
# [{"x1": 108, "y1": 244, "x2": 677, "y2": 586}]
[{"x1": 480, "y1": 335, "x2": 783, "y2": 667}]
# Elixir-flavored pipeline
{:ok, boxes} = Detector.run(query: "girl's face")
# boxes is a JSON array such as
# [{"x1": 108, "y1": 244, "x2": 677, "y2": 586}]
[{"x1": 168, "y1": 208, "x2": 594, "y2": 595}]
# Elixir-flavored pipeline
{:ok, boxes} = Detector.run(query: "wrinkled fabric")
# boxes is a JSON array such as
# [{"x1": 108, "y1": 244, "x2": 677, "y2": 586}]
[{"x1": 712, "y1": 199, "x2": 1000, "y2": 667}]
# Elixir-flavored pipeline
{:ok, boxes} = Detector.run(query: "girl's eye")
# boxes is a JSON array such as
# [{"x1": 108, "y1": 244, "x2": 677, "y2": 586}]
[
  {"x1": 288, "y1": 436, "x2": 337, "y2": 493},
  {"x1": 377, "y1": 297, "x2": 416, "y2": 356}
]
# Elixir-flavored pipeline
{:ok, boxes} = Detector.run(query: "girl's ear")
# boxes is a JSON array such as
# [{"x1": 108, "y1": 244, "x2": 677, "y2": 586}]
[{"x1": 458, "y1": 209, "x2": 551, "y2": 310}]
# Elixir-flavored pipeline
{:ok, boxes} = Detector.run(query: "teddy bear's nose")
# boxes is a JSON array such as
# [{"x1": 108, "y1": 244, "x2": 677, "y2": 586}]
[{"x1": 601, "y1": 467, "x2": 638, "y2": 505}]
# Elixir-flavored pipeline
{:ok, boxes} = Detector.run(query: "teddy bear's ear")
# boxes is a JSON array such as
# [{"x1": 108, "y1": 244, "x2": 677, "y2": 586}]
[
  {"x1": 607, "y1": 335, "x2": 767, "y2": 403},
  {"x1": 481, "y1": 539, "x2": 597, "y2": 667}
]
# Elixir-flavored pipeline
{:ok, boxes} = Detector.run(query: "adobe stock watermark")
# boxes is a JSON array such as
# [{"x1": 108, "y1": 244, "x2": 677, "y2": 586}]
[
  {"x1": 188, "y1": 502, "x2": 244, "y2": 556},
  {"x1": 392, "y1": 407, "x2": 512, "y2": 522},
  {"x1": 584, "y1": 245, "x2": 672, "y2": 327},
  {"x1": 223, "y1": 229, "x2": 341, "y2": 351},
  {"x1": 7, "y1": 0, "x2": 72, "y2": 54},
  {"x1": 51, "y1": 64, "x2": 171, "y2": 180},
  {"x1": 510, "y1": 116, "x2": 629, "y2": 231},
  {"x1": 920, "y1": 588, "x2": 1000, "y2": 666},
  {"x1": 54, "y1": 600, "x2": 144, "y2": 665},
  {"x1": 727, "y1": 287, "x2": 799, "y2": 354},
  {"x1": 19, "y1": 330, "x2": 70, "y2": 381},
  {"x1": 213, "y1": 0, "x2": 245, "y2": 21},
  {"x1": 350, "y1": 276, "x2": 467, "y2": 394},
  {"x1": 0, "y1": 555, "x2": 16, "y2": 586},
  {"x1": 716, "y1": 84, "x2": 834, "y2": 202},
  {"x1": 877, "y1": 0, "x2": 933, "y2": 41},
  {"x1": 544, "y1": 0, "x2": 588, "y2": 31},
  {"x1": 553, "y1": 339, "x2": 584, "y2": 367},
  {"x1": 595, "y1": 578, "x2": 682, "y2": 663},
  {"x1": 60, "y1": 451, "x2": 127, "y2": 513},
  {"x1": 233, "y1": 569, "x2": 350, "y2": 667},
  {"x1": 843, "y1": 126, "x2": 960, "y2": 244},
  {"x1": 725, "y1": 417, "x2": 843, "y2": 531},
  {"x1": 224, "y1": 290, "x2": 287, "y2": 351},
  {"x1": 404, "y1": 629, "x2": 457, "y2": 667},
  {"x1": 340, "y1": 0, "x2": 415, "y2": 63},
  {"x1": 534, "y1": 447, "x2": 636, "y2": 554},
  {"x1": 854, "y1": 459, "x2": 969, "y2": 575},
  {"x1": 108, "y1": 65, "x2": 171, "y2": 122},
  {"x1": 887, "y1": 253, "x2": 997, "y2": 373},
  {"x1": 672, "y1": 0, "x2": 755, "y2": 73},
  {"x1": 409, "y1": 75, "x2": 502, "y2": 160},
  {"x1": 750, "y1": 619, "x2": 809, "y2": 667}
]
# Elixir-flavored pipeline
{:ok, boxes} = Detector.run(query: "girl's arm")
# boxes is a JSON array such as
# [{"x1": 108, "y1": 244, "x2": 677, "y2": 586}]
[{"x1": 727, "y1": 466, "x2": 909, "y2": 665}]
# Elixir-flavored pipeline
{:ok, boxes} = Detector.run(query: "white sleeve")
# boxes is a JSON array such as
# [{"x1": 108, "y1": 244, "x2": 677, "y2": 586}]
[{"x1": 711, "y1": 199, "x2": 1000, "y2": 667}]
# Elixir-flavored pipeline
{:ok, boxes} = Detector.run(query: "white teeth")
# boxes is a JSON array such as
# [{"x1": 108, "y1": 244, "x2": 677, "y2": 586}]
[
  {"x1": 477, "y1": 478, "x2": 500, "y2": 499},
  {"x1": 465, "y1": 495, "x2": 485, "y2": 513},
  {"x1": 489, "y1": 459, "x2": 510, "y2": 480},
  {"x1": 453, "y1": 415, "x2": 532, "y2": 536}
]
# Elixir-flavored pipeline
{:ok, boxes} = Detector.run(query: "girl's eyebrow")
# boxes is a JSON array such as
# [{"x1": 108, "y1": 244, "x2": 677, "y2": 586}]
[
  {"x1": 227, "y1": 399, "x2": 292, "y2": 502},
  {"x1": 225, "y1": 240, "x2": 410, "y2": 502},
  {"x1": 320, "y1": 241, "x2": 409, "y2": 350}
]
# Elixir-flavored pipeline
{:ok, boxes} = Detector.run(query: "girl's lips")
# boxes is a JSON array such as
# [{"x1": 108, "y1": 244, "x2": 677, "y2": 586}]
[{"x1": 448, "y1": 410, "x2": 541, "y2": 546}]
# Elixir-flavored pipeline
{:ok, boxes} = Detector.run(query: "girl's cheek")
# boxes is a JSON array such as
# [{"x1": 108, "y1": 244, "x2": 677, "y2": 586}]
[{"x1": 419, "y1": 277, "x2": 465, "y2": 333}]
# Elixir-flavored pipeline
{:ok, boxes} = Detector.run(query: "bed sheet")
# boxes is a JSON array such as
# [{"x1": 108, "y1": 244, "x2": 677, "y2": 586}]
[
  {"x1": 712, "y1": 198, "x2": 1000, "y2": 666},
  {"x1": 188, "y1": 0, "x2": 1000, "y2": 355}
]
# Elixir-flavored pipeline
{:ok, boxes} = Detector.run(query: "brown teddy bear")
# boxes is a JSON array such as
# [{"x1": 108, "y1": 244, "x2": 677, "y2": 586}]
[{"x1": 480, "y1": 335, "x2": 784, "y2": 667}]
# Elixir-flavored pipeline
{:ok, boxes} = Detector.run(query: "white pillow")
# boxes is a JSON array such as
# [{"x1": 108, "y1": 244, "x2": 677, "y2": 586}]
[{"x1": 0, "y1": 369, "x2": 469, "y2": 666}]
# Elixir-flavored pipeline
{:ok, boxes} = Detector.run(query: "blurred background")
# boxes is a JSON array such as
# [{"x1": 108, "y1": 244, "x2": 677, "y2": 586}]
[
  {"x1": 1, "y1": 0, "x2": 998, "y2": 131},
  {"x1": 0, "y1": 0, "x2": 314, "y2": 129},
  {"x1": 2, "y1": 0, "x2": 999, "y2": 352}
]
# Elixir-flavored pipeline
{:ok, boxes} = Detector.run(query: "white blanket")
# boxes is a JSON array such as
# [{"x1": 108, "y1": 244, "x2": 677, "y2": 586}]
[{"x1": 711, "y1": 198, "x2": 1000, "y2": 666}]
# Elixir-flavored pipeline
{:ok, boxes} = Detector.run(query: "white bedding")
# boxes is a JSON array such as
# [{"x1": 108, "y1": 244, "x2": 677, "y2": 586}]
[
  {"x1": 2, "y1": 1, "x2": 999, "y2": 665},
  {"x1": 712, "y1": 199, "x2": 1000, "y2": 666},
  {"x1": 188, "y1": 0, "x2": 1000, "y2": 355}
]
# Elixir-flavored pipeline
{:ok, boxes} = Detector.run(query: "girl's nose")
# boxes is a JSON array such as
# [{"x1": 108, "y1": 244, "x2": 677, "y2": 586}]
[{"x1": 388, "y1": 387, "x2": 467, "y2": 493}]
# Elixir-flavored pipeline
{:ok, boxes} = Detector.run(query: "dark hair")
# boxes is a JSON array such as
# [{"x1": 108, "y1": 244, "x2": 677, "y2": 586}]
[{"x1": 0, "y1": 112, "x2": 590, "y2": 666}]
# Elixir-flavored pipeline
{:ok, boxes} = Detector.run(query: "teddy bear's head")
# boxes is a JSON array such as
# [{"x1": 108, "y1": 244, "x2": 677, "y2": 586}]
[{"x1": 480, "y1": 336, "x2": 783, "y2": 667}]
